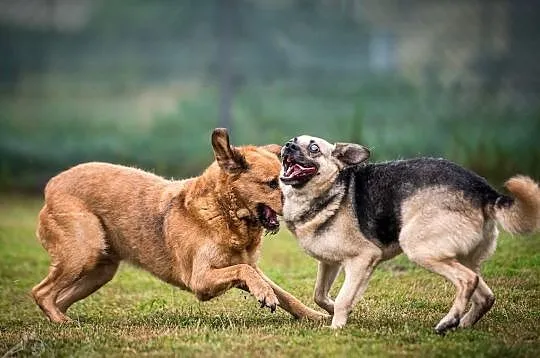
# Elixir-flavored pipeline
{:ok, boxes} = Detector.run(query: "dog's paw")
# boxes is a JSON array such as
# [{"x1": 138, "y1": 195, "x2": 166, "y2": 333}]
[
  {"x1": 323, "y1": 322, "x2": 345, "y2": 329},
  {"x1": 434, "y1": 316, "x2": 460, "y2": 335},
  {"x1": 329, "y1": 315, "x2": 347, "y2": 329},
  {"x1": 50, "y1": 314, "x2": 74, "y2": 324},
  {"x1": 314, "y1": 296, "x2": 335, "y2": 315},
  {"x1": 252, "y1": 285, "x2": 279, "y2": 313}
]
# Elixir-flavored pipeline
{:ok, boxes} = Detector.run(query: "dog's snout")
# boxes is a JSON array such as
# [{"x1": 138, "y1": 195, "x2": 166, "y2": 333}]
[{"x1": 284, "y1": 141, "x2": 300, "y2": 152}]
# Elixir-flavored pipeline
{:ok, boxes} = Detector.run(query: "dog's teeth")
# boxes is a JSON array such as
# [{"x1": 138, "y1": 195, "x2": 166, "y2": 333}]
[{"x1": 285, "y1": 166, "x2": 294, "y2": 177}]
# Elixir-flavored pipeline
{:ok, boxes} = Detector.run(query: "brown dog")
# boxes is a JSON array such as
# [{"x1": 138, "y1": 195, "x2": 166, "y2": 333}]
[{"x1": 32, "y1": 128, "x2": 325, "y2": 323}]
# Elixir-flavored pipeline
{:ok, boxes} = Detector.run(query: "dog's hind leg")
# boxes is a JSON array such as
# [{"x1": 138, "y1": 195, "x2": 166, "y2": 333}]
[
  {"x1": 459, "y1": 276, "x2": 494, "y2": 328},
  {"x1": 459, "y1": 222, "x2": 497, "y2": 328},
  {"x1": 414, "y1": 258, "x2": 478, "y2": 334},
  {"x1": 313, "y1": 262, "x2": 341, "y2": 314},
  {"x1": 400, "y1": 211, "x2": 482, "y2": 334},
  {"x1": 32, "y1": 260, "x2": 68, "y2": 322},
  {"x1": 56, "y1": 258, "x2": 119, "y2": 314},
  {"x1": 32, "y1": 199, "x2": 108, "y2": 323}
]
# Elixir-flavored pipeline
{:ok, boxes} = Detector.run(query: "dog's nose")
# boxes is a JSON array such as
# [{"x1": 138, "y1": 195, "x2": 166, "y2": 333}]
[{"x1": 284, "y1": 141, "x2": 300, "y2": 151}]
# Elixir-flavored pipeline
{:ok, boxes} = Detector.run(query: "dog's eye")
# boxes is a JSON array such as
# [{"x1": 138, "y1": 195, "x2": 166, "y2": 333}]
[
  {"x1": 308, "y1": 143, "x2": 320, "y2": 153},
  {"x1": 267, "y1": 178, "x2": 279, "y2": 189}
]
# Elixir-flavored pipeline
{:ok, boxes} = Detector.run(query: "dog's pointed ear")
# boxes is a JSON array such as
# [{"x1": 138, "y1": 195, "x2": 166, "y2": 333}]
[
  {"x1": 332, "y1": 143, "x2": 370, "y2": 166},
  {"x1": 211, "y1": 128, "x2": 248, "y2": 173},
  {"x1": 261, "y1": 144, "x2": 282, "y2": 159}
]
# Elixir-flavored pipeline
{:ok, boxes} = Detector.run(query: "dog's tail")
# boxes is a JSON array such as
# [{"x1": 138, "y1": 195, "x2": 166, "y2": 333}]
[{"x1": 491, "y1": 175, "x2": 540, "y2": 235}]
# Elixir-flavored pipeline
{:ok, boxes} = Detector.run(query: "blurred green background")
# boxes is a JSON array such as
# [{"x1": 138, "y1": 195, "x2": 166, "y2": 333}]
[{"x1": 1, "y1": 0, "x2": 539, "y2": 192}]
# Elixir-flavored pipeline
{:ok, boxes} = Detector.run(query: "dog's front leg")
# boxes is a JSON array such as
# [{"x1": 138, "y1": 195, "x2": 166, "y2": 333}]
[
  {"x1": 191, "y1": 263, "x2": 279, "y2": 311},
  {"x1": 331, "y1": 252, "x2": 380, "y2": 328},
  {"x1": 313, "y1": 262, "x2": 341, "y2": 314},
  {"x1": 255, "y1": 268, "x2": 330, "y2": 321}
]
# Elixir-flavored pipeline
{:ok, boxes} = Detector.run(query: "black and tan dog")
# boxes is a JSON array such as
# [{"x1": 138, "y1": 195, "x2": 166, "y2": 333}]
[
  {"x1": 280, "y1": 135, "x2": 540, "y2": 333},
  {"x1": 32, "y1": 129, "x2": 326, "y2": 323}
]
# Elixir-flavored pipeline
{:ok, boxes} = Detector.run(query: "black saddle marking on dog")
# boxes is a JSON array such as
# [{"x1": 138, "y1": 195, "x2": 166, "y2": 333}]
[{"x1": 344, "y1": 157, "x2": 505, "y2": 245}]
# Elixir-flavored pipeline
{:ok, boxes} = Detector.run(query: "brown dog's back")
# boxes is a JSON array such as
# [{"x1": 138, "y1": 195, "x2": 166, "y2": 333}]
[
  {"x1": 40, "y1": 163, "x2": 185, "y2": 273},
  {"x1": 45, "y1": 162, "x2": 167, "y2": 212}
]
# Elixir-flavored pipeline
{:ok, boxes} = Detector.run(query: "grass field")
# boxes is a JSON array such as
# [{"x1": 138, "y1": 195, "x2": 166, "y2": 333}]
[{"x1": 0, "y1": 195, "x2": 539, "y2": 357}]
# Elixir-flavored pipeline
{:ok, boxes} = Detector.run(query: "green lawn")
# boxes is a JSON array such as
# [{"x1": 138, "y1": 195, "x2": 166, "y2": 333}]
[{"x1": 0, "y1": 195, "x2": 539, "y2": 357}]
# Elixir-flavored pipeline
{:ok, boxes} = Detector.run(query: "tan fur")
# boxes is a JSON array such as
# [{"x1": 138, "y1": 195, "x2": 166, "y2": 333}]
[
  {"x1": 494, "y1": 175, "x2": 540, "y2": 235},
  {"x1": 282, "y1": 136, "x2": 387, "y2": 328},
  {"x1": 400, "y1": 187, "x2": 486, "y2": 261},
  {"x1": 399, "y1": 187, "x2": 492, "y2": 332},
  {"x1": 32, "y1": 129, "x2": 326, "y2": 323},
  {"x1": 282, "y1": 135, "x2": 540, "y2": 332}
]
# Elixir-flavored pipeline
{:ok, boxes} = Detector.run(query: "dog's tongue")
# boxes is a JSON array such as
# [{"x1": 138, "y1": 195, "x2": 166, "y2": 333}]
[
  {"x1": 286, "y1": 164, "x2": 305, "y2": 178},
  {"x1": 285, "y1": 163, "x2": 316, "y2": 178}
]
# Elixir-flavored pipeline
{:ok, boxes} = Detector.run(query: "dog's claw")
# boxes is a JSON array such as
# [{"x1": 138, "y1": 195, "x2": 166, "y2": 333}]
[
  {"x1": 434, "y1": 316, "x2": 460, "y2": 335},
  {"x1": 257, "y1": 298, "x2": 277, "y2": 312},
  {"x1": 435, "y1": 328, "x2": 446, "y2": 336}
]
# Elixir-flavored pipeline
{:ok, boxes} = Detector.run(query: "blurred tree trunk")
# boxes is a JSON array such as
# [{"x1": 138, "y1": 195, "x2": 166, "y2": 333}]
[
  {"x1": 508, "y1": 0, "x2": 540, "y2": 99},
  {"x1": 217, "y1": 0, "x2": 236, "y2": 131},
  {"x1": 0, "y1": 26, "x2": 20, "y2": 94}
]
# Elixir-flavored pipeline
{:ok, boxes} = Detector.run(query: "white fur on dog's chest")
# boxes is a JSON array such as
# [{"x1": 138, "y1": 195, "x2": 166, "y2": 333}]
[
  {"x1": 284, "y1": 195, "x2": 364, "y2": 263},
  {"x1": 297, "y1": 228, "x2": 351, "y2": 263}
]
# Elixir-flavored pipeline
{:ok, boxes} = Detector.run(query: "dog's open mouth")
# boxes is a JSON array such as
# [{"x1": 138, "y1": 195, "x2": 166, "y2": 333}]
[
  {"x1": 281, "y1": 155, "x2": 318, "y2": 185},
  {"x1": 257, "y1": 204, "x2": 280, "y2": 234}
]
